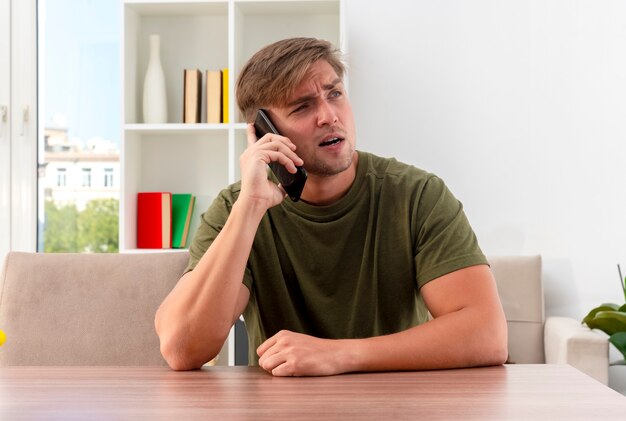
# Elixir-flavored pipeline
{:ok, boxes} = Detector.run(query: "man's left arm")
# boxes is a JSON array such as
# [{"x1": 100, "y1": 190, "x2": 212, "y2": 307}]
[{"x1": 257, "y1": 264, "x2": 508, "y2": 376}]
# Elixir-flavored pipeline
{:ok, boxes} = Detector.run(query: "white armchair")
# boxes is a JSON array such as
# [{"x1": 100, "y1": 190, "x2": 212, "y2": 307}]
[{"x1": 489, "y1": 255, "x2": 609, "y2": 384}]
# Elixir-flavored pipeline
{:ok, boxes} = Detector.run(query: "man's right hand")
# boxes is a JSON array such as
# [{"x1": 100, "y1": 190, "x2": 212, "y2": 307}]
[
  {"x1": 239, "y1": 123, "x2": 304, "y2": 210},
  {"x1": 156, "y1": 123, "x2": 304, "y2": 371}
]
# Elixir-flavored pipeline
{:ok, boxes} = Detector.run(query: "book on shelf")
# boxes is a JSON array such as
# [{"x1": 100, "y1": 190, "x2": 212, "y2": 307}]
[
  {"x1": 206, "y1": 70, "x2": 222, "y2": 124},
  {"x1": 172, "y1": 193, "x2": 196, "y2": 248},
  {"x1": 187, "y1": 194, "x2": 212, "y2": 244},
  {"x1": 221, "y1": 68, "x2": 229, "y2": 123},
  {"x1": 183, "y1": 69, "x2": 202, "y2": 123},
  {"x1": 137, "y1": 192, "x2": 172, "y2": 249}
]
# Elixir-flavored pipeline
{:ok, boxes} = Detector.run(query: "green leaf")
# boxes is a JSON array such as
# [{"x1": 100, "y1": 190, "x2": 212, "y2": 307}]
[
  {"x1": 609, "y1": 332, "x2": 626, "y2": 360},
  {"x1": 582, "y1": 304, "x2": 620, "y2": 326},
  {"x1": 587, "y1": 311, "x2": 626, "y2": 336},
  {"x1": 619, "y1": 304, "x2": 626, "y2": 313}
]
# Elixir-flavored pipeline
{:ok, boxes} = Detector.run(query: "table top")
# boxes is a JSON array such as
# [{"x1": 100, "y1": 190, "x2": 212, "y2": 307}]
[{"x1": 1, "y1": 364, "x2": 625, "y2": 420}]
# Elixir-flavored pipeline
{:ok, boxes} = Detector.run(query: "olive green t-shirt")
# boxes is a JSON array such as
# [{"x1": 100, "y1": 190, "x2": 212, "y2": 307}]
[{"x1": 186, "y1": 151, "x2": 487, "y2": 364}]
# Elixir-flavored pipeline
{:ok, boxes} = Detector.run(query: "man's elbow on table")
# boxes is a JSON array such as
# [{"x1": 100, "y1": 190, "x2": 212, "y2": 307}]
[
  {"x1": 477, "y1": 313, "x2": 509, "y2": 367},
  {"x1": 158, "y1": 336, "x2": 222, "y2": 371},
  {"x1": 437, "y1": 316, "x2": 508, "y2": 369},
  {"x1": 483, "y1": 334, "x2": 509, "y2": 367},
  {"x1": 156, "y1": 322, "x2": 224, "y2": 371},
  {"x1": 449, "y1": 298, "x2": 509, "y2": 368}
]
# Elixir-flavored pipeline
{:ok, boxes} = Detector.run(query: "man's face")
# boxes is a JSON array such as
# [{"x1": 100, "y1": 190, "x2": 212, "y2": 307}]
[{"x1": 268, "y1": 60, "x2": 356, "y2": 177}]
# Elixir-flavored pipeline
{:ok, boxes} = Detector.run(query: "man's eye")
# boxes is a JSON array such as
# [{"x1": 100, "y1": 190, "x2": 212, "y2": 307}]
[
  {"x1": 330, "y1": 90, "x2": 342, "y2": 98},
  {"x1": 291, "y1": 104, "x2": 308, "y2": 114}
]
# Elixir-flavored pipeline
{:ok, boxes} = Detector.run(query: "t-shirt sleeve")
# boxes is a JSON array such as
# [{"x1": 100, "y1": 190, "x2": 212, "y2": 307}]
[
  {"x1": 184, "y1": 193, "x2": 227, "y2": 274},
  {"x1": 184, "y1": 189, "x2": 254, "y2": 290},
  {"x1": 412, "y1": 175, "x2": 487, "y2": 289}
]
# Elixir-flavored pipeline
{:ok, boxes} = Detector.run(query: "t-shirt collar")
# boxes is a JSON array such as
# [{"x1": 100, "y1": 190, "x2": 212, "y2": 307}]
[{"x1": 280, "y1": 150, "x2": 369, "y2": 221}]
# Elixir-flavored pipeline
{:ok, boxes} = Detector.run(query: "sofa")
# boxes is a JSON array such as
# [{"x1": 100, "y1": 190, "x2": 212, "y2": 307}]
[{"x1": 0, "y1": 252, "x2": 609, "y2": 382}]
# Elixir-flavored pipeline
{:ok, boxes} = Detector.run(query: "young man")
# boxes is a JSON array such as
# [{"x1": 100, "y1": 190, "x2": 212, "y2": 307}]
[{"x1": 155, "y1": 38, "x2": 508, "y2": 376}]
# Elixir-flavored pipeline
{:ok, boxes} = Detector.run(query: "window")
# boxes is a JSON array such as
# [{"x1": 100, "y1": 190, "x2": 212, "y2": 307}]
[
  {"x1": 104, "y1": 168, "x2": 113, "y2": 187},
  {"x1": 56, "y1": 168, "x2": 66, "y2": 187},
  {"x1": 1, "y1": 0, "x2": 37, "y2": 257},
  {"x1": 81, "y1": 168, "x2": 92, "y2": 188},
  {"x1": 37, "y1": 0, "x2": 120, "y2": 253}
]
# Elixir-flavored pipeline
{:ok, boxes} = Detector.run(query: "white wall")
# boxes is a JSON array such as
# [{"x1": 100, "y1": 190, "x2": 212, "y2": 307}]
[{"x1": 346, "y1": 0, "x2": 626, "y2": 320}]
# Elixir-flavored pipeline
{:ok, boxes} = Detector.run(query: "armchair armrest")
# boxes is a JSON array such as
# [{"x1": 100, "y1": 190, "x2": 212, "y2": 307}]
[{"x1": 544, "y1": 316, "x2": 609, "y2": 384}]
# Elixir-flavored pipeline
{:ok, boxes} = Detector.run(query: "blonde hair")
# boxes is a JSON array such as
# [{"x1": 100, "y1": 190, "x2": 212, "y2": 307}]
[{"x1": 236, "y1": 38, "x2": 345, "y2": 122}]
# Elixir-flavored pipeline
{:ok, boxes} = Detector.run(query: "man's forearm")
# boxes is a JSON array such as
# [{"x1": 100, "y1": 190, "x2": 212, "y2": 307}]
[
  {"x1": 341, "y1": 264, "x2": 509, "y2": 374},
  {"x1": 155, "y1": 199, "x2": 264, "y2": 370},
  {"x1": 344, "y1": 305, "x2": 508, "y2": 373},
  {"x1": 256, "y1": 305, "x2": 507, "y2": 377}
]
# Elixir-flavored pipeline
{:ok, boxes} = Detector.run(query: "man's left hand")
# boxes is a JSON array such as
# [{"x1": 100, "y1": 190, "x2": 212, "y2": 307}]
[{"x1": 257, "y1": 330, "x2": 351, "y2": 377}]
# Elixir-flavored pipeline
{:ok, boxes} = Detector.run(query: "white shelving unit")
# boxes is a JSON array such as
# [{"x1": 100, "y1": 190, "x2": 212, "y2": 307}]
[
  {"x1": 121, "y1": 0, "x2": 343, "y2": 251},
  {"x1": 121, "y1": 0, "x2": 344, "y2": 364}
]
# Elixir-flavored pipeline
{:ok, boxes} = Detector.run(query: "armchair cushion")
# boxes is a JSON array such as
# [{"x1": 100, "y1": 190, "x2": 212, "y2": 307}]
[
  {"x1": 0, "y1": 251, "x2": 188, "y2": 366},
  {"x1": 544, "y1": 316, "x2": 609, "y2": 384}
]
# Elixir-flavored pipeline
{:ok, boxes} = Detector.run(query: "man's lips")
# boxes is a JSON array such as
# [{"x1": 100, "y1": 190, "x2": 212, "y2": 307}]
[{"x1": 318, "y1": 133, "x2": 345, "y2": 147}]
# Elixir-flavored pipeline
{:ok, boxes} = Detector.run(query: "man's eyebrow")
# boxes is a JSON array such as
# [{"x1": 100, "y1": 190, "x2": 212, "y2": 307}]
[
  {"x1": 323, "y1": 78, "x2": 343, "y2": 91},
  {"x1": 286, "y1": 78, "x2": 343, "y2": 107}
]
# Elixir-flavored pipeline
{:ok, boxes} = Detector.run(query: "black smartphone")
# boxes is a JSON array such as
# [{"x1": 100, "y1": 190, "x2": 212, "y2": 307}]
[{"x1": 254, "y1": 109, "x2": 307, "y2": 202}]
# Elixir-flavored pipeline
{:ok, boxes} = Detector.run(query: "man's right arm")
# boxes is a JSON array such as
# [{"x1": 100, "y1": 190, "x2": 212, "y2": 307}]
[
  {"x1": 154, "y1": 199, "x2": 262, "y2": 370},
  {"x1": 155, "y1": 124, "x2": 303, "y2": 370}
]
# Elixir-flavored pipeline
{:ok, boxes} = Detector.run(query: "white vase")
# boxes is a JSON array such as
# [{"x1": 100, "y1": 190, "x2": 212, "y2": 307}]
[{"x1": 142, "y1": 34, "x2": 167, "y2": 124}]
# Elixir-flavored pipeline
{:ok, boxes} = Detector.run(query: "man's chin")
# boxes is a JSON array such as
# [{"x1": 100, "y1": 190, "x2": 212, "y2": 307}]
[{"x1": 306, "y1": 156, "x2": 354, "y2": 177}]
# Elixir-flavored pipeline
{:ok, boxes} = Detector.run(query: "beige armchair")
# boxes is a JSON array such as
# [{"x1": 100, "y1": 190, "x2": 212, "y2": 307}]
[
  {"x1": 489, "y1": 255, "x2": 609, "y2": 384},
  {"x1": 0, "y1": 252, "x2": 609, "y2": 381},
  {"x1": 0, "y1": 251, "x2": 188, "y2": 365}
]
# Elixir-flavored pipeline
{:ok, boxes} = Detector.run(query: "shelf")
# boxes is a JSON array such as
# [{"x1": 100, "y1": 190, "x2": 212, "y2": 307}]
[
  {"x1": 124, "y1": 1, "x2": 229, "y2": 17},
  {"x1": 124, "y1": 123, "x2": 229, "y2": 134},
  {"x1": 124, "y1": 123, "x2": 247, "y2": 133},
  {"x1": 235, "y1": 0, "x2": 339, "y2": 15},
  {"x1": 120, "y1": 248, "x2": 189, "y2": 254},
  {"x1": 232, "y1": 1, "x2": 340, "y2": 81},
  {"x1": 124, "y1": 2, "x2": 228, "y2": 125}
]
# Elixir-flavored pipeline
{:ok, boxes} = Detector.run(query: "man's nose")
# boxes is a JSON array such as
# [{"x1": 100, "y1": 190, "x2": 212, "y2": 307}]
[{"x1": 316, "y1": 100, "x2": 338, "y2": 126}]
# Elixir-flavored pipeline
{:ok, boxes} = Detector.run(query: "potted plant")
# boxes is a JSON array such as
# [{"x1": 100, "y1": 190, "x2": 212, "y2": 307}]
[{"x1": 582, "y1": 265, "x2": 626, "y2": 365}]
